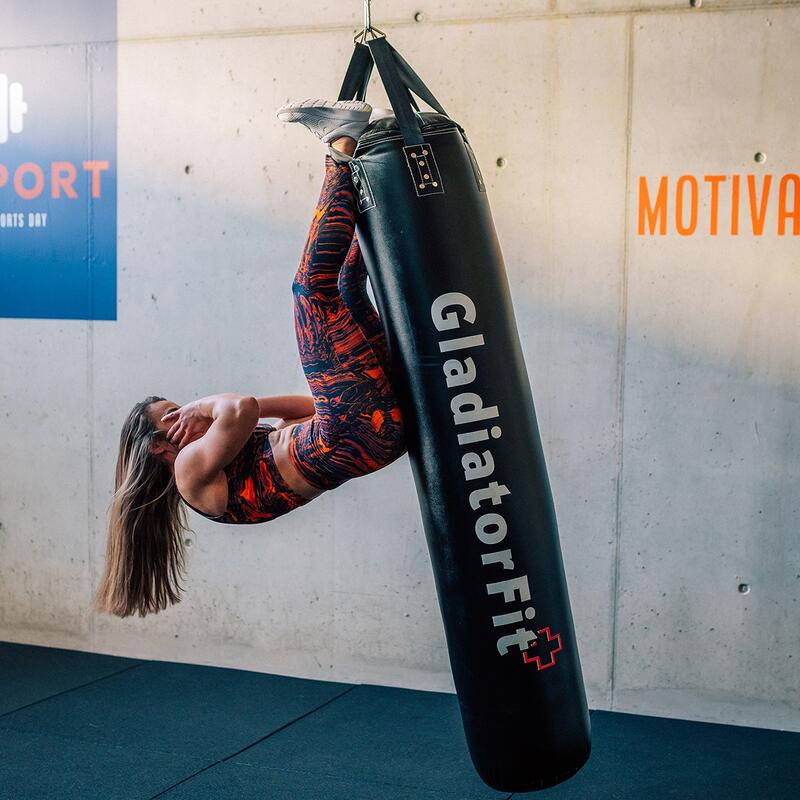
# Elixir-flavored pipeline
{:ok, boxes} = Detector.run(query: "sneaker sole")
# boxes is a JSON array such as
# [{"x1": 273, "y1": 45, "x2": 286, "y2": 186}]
[
  {"x1": 276, "y1": 98, "x2": 371, "y2": 117},
  {"x1": 277, "y1": 109, "x2": 370, "y2": 124}
]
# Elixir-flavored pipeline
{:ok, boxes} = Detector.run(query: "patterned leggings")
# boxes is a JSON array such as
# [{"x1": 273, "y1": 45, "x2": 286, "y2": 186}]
[{"x1": 287, "y1": 154, "x2": 406, "y2": 492}]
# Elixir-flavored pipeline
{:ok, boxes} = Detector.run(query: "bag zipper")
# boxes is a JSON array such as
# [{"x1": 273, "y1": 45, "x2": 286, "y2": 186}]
[{"x1": 356, "y1": 118, "x2": 464, "y2": 149}]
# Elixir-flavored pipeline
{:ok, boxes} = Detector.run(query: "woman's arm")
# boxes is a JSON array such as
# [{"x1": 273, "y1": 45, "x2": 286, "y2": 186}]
[
  {"x1": 273, "y1": 414, "x2": 314, "y2": 430},
  {"x1": 164, "y1": 393, "x2": 252, "y2": 446},
  {"x1": 166, "y1": 394, "x2": 260, "y2": 486},
  {"x1": 256, "y1": 395, "x2": 315, "y2": 421}
]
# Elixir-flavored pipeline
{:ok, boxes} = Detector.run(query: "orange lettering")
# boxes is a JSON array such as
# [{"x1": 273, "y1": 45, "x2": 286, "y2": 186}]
[
  {"x1": 638, "y1": 176, "x2": 668, "y2": 235},
  {"x1": 675, "y1": 175, "x2": 698, "y2": 236},
  {"x1": 731, "y1": 175, "x2": 740, "y2": 235},
  {"x1": 703, "y1": 175, "x2": 727, "y2": 236},
  {"x1": 82, "y1": 160, "x2": 109, "y2": 198},
  {"x1": 51, "y1": 161, "x2": 78, "y2": 199},
  {"x1": 747, "y1": 174, "x2": 771, "y2": 235},
  {"x1": 777, "y1": 174, "x2": 799, "y2": 235},
  {"x1": 14, "y1": 162, "x2": 44, "y2": 200}
]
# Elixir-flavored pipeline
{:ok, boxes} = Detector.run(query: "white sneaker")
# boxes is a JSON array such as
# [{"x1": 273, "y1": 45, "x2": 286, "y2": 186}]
[{"x1": 275, "y1": 98, "x2": 373, "y2": 143}]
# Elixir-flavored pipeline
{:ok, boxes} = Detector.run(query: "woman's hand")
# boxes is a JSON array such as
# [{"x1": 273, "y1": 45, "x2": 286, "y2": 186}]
[{"x1": 161, "y1": 401, "x2": 214, "y2": 449}]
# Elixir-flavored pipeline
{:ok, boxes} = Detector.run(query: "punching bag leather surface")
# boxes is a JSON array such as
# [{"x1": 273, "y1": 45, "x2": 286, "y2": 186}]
[{"x1": 340, "y1": 38, "x2": 591, "y2": 792}]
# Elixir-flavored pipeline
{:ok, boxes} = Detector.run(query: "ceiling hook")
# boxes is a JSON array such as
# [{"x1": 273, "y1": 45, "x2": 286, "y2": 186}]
[{"x1": 354, "y1": 0, "x2": 386, "y2": 43}]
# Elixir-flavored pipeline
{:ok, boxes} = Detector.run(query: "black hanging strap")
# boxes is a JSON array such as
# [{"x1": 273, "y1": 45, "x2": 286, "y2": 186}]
[
  {"x1": 337, "y1": 42, "x2": 374, "y2": 102},
  {"x1": 387, "y1": 42, "x2": 447, "y2": 117},
  {"x1": 337, "y1": 39, "x2": 449, "y2": 134},
  {"x1": 367, "y1": 36, "x2": 425, "y2": 146}
]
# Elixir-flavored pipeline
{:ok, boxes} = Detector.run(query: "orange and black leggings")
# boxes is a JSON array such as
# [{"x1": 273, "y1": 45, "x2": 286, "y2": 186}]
[{"x1": 288, "y1": 154, "x2": 406, "y2": 491}]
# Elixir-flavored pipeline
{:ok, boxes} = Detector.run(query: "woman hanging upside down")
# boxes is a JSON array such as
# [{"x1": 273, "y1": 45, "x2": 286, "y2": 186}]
[{"x1": 94, "y1": 99, "x2": 406, "y2": 618}]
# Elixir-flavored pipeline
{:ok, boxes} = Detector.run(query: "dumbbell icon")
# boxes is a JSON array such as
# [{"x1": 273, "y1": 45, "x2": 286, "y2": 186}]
[{"x1": 0, "y1": 74, "x2": 28, "y2": 145}]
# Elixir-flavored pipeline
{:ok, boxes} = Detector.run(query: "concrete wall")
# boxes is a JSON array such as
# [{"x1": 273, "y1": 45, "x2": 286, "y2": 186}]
[{"x1": 1, "y1": 1, "x2": 798, "y2": 732}]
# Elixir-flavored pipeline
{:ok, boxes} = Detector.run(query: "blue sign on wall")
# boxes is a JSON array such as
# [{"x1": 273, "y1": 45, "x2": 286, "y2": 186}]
[{"x1": 0, "y1": 1, "x2": 116, "y2": 320}]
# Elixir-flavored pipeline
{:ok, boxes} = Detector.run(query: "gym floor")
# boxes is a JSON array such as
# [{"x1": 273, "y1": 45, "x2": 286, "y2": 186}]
[{"x1": 1, "y1": 641, "x2": 797, "y2": 800}]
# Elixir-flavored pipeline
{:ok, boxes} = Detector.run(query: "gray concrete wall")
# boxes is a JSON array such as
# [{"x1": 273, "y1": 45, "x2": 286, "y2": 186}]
[{"x1": 1, "y1": 1, "x2": 798, "y2": 732}]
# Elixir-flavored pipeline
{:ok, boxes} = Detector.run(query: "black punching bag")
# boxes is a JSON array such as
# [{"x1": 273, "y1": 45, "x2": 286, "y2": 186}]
[{"x1": 338, "y1": 38, "x2": 591, "y2": 792}]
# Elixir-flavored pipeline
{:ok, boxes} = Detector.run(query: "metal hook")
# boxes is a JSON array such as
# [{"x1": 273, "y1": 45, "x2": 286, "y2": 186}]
[{"x1": 354, "y1": 0, "x2": 385, "y2": 43}]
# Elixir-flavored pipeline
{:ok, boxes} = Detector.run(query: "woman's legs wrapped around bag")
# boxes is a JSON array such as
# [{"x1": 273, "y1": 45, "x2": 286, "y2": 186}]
[{"x1": 288, "y1": 155, "x2": 406, "y2": 491}]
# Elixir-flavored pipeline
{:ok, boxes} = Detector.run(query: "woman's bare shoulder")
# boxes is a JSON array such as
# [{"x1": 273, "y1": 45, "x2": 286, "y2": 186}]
[{"x1": 174, "y1": 446, "x2": 229, "y2": 516}]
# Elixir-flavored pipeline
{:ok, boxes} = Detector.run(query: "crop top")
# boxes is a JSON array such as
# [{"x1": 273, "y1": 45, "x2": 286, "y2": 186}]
[{"x1": 178, "y1": 423, "x2": 312, "y2": 524}]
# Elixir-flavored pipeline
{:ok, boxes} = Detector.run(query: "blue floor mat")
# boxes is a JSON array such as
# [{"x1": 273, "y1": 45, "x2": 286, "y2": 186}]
[
  {"x1": 0, "y1": 726, "x2": 206, "y2": 800},
  {"x1": 1, "y1": 640, "x2": 798, "y2": 800},
  {"x1": 0, "y1": 657, "x2": 352, "y2": 761},
  {"x1": 228, "y1": 683, "x2": 506, "y2": 799},
  {"x1": 0, "y1": 641, "x2": 142, "y2": 715},
  {"x1": 159, "y1": 762, "x2": 508, "y2": 800},
  {"x1": 511, "y1": 709, "x2": 800, "y2": 799}
]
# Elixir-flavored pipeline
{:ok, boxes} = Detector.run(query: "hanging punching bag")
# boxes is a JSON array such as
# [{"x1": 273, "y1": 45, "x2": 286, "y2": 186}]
[{"x1": 337, "y1": 37, "x2": 591, "y2": 792}]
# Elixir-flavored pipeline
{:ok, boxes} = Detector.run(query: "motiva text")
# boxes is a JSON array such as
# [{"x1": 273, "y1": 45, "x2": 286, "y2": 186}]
[{"x1": 638, "y1": 174, "x2": 799, "y2": 236}]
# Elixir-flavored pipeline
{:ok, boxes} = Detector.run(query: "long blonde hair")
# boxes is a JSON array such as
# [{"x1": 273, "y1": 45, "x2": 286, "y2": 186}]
[{"x1": 93, "y1": 396, "x2": 190, "y2": 617}]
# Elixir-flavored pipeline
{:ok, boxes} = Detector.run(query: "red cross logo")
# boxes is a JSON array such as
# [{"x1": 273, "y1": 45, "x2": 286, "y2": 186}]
[{"x1": 522, "y1": 627, "x2": 563, "y2": 670}]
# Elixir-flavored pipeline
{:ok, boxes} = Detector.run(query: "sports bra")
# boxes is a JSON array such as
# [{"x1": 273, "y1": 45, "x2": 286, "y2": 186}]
[{"x1": 178, "y1": 423, "x2": 312, "y2": 524}]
